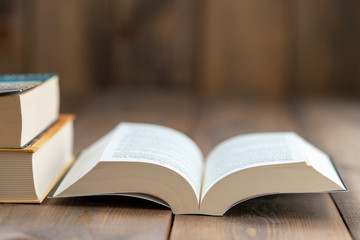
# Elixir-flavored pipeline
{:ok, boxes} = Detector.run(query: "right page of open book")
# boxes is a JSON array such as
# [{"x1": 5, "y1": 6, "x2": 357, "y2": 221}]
[{"x1": 201, "y1": 132, "x2": 306, "y2": 199}]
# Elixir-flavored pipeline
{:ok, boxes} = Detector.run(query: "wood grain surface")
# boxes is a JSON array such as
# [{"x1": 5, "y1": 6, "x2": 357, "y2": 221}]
[
  {"x1": 2, "y1": 1, "x2": 360, "y2": 99},
  {"x1": 0, "y1": 91, "x2": 357, "y2": 239},
  {"x1": 110, "y1": 0, "x2": 196, "y2": 89},
  {"x1": 0, "y1": 197, "x2": 171, "y2": 240},
  {"x1": 294, "y1": 0, "x2": 360, "y2": 97},
  {"x1": 199, "y1": 0, "x2": 290, "y2": 98}
]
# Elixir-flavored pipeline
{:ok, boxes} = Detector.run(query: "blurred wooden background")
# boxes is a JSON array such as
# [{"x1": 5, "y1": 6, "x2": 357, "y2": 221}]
[{"x1": 0, "y1": 0, "x2": 359, "y2": 99}]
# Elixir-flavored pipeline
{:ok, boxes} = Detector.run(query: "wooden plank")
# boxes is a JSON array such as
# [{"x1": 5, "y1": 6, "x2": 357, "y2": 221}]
[
  {"x1": 0, "y1": 0, "x2": 24, "y2": 74},
  {"x1": 170, "y1": 99, "x2": 351, "y2": 239},
  {"x1": 110, "y1": 0, "x2": 196, "y2": 88},
  {"x1": 297, "y1": 100, "x2": 360, "y2": 239},
  {"x1": 0, "y1": 197, "x2": 171, "y2": 240},
  {"x1": 0, "y1": 90, "x2": 199, "y2": 239},
  {"x1": 199, "y1": 0, "x2": 290, "y2": 98},
  {"x1": 294, "y1": 0, "x2": 360, "y2": 97},
  {"x1": 32, "y1": 0, "x2": 102, "y2": 96},
  {"x1": 172, "y1": 194, "x2": 349, "y2": 240}
]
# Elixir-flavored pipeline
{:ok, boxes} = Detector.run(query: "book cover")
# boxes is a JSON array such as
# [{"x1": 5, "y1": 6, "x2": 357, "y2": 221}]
[{"x1": 0, "y1": 73, "x2": 57, "y2": 96}]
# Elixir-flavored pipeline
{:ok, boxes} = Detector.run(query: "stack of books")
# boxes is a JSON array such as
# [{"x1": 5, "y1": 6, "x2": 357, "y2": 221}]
[{"x1": 0, "y1": 74, "x2": 74, "y2": 203}]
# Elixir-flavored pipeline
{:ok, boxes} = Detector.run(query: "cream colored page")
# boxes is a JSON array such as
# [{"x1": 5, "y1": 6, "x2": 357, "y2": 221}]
[
  {"x1": 201, "y1": 132, "x2": 305, "y2": 198},
  {"x1": 298, "y1": 138, "x2": 345, "y2": 189},
  {"x1": 53, "y1": 130, "x2": 114, "y2": 196},
  {"x1": 99, "y1": 123, "x2": 204, "y2": 200}
]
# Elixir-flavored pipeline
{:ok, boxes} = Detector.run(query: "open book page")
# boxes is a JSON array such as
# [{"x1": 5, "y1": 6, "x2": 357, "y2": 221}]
[
  {"x1": 99, "y1": 123, "x2": 204, "y2": 200},
  {"x1": 297, "y1": 138, "x2": 346, "y2": 189},
  {"x1": 201, "y1": 132, "x2": 306, "y2": 199},
  {"x1": 53, "y1": 130, "x2": 114, "y2": 196}
]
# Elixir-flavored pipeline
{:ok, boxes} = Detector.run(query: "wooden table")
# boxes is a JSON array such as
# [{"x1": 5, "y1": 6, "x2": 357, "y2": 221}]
[{"x1": 0, "y1": 90, "x2": 359, "y2": 239}]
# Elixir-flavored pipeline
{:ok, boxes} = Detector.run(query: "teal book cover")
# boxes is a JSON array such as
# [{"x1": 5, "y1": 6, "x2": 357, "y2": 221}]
[{"x1": 0, "y1": 73, "x2": 57, "y2": 95}]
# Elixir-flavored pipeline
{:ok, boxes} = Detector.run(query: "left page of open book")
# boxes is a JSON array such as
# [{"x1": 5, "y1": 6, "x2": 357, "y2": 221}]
[{"x1": 53, "y1": 122, "x2": 204, "y2": 203}]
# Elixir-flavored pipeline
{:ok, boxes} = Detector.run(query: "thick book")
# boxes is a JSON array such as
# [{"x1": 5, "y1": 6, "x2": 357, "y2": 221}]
[
  {"x1": 0, "y1": 115, "x2": 74, "y2": 203},
  {"x1": 0, "y1": 73, "x2": 59, "y2": 148},
  {"x1": 51, "y1": 122, "x2": 347, "y2": 216}
]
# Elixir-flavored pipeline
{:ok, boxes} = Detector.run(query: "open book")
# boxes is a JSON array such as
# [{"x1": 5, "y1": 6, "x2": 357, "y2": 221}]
[{"x1": 52, "y1": 123, "x2": 347, "y2": 216}]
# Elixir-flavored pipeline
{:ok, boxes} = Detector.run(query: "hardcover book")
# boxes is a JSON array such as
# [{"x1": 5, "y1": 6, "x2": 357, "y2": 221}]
[{"x1": 0, "y1": 73, "x2": 59, "y2": 148}]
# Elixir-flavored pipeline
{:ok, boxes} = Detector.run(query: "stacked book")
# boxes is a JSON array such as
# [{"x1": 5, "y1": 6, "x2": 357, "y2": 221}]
[{"x1": 0, "y1": 74, "x2": 74, "y2": 203}]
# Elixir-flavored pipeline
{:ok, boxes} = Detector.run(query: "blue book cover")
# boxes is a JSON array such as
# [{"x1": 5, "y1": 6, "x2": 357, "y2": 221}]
[{"x1": 0, "y1": 73, "x2": 57, "y2": 95}]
